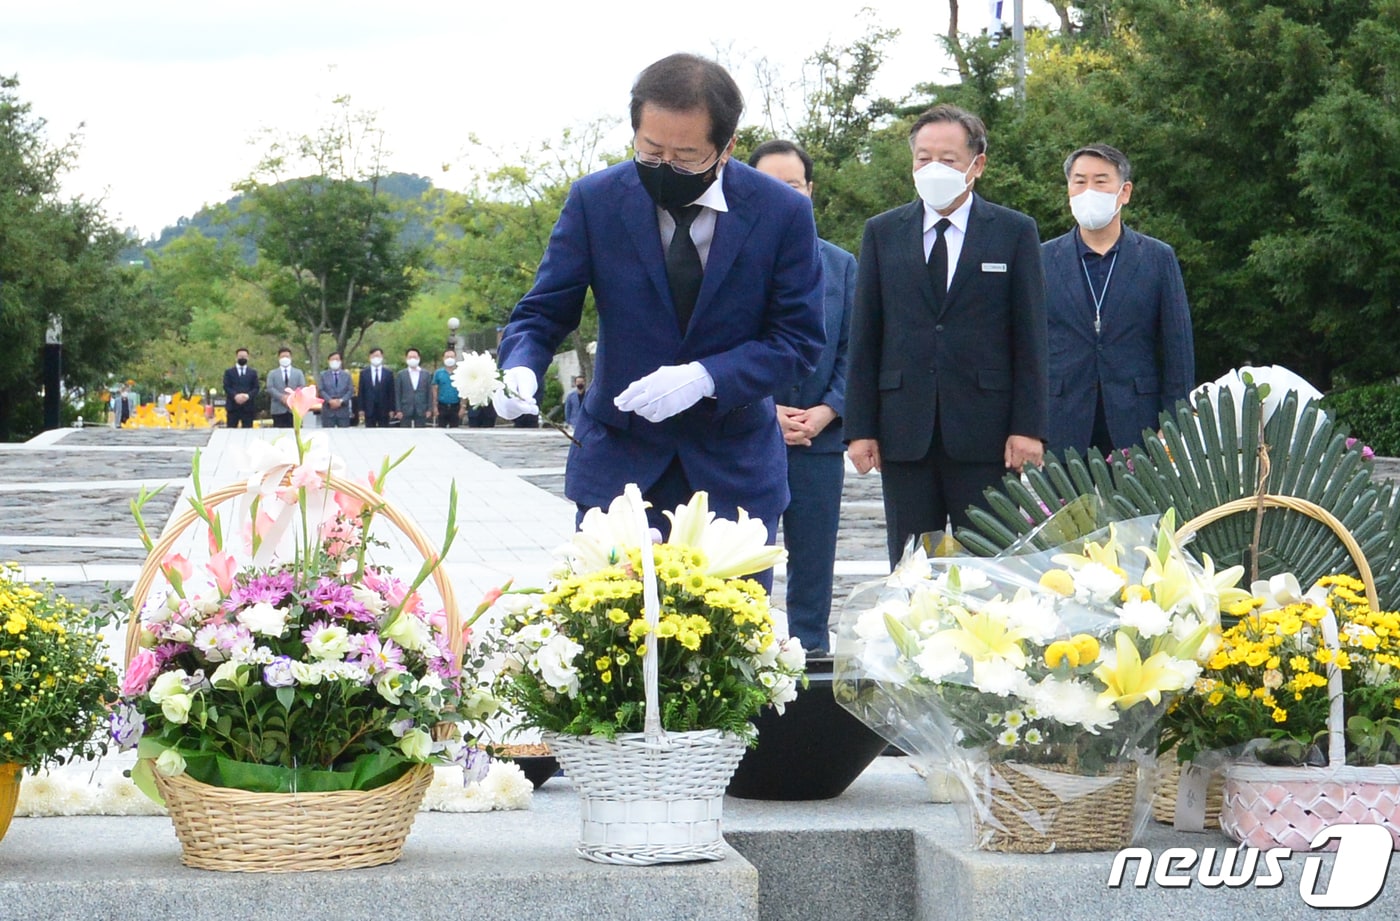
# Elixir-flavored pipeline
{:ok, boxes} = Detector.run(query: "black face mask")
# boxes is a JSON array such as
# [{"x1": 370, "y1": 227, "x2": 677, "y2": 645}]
[
  {"x1": 236, "y1": 357, "x2": 248, "y2": 367},
  {"x1": 635, "y1": 158, "x2": 720, "y2": 211}
]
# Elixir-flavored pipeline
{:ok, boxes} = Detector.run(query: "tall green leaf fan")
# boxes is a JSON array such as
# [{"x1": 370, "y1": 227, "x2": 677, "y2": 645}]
[{"x1": 959, "y1": 386, "x2": 1400, "y2": 609}]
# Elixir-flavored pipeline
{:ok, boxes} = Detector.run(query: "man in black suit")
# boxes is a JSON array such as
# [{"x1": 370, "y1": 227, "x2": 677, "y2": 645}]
[
  {"x1": 222, "y1": 346, "x2": 259, "y2": 429},
  {"x1": 358, "y1": 347, "x2": 395, "y2": 428},
  {"x1": 845, "y1": 104, "x2": 1048, "y2": 567}
]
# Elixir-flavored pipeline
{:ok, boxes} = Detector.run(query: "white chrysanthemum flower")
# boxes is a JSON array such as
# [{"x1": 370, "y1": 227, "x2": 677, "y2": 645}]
[
  {"x1": 972, "y1": 657, "x2": 1028, "y2": 696},
  {"x1": 913, "y1": 635, "x2": 965, "y2": 681},
  {"x1": 1024, "y1": 728, "x2": 1044, "y2": 745},
  {"x1": 1074, "y1": 562, "x2": 1126, "y2": 603},
  {"x1": 1030, "y1": 676, "x2": 1119, "y2": 732},
  {"x1": 1118, "y1": 597, "x2": 1172, "y2": 638},
  {"x1": 1003, "y1": 710, "x2": 1025, "y2": 728},
  {"x1": 995, "y1": 591, "x2": 1063, "y2": 644},
  {"x1": 237, "y1": 602, "x2": 289, "y2": 637},
  {"x1": 452, "y1": 351, "x2": 504, "y2": 408},
  {"x1": 997, "y1": 728, "x2": 1020, "y2": 746}
]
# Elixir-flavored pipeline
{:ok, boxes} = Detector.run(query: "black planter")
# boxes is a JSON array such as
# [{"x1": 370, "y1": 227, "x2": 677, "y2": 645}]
[
  {"x1": 726, "y1": 657, "x2": 888, "y2": 800},
  {"x1": 512, "y1": 755, "x2": 561, "y2": 790}
]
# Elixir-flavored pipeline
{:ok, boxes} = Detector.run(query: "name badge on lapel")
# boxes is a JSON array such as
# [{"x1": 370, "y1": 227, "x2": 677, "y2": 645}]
[{"x1": 981, "y1": 262, "x2": 1008, "y2": 273}]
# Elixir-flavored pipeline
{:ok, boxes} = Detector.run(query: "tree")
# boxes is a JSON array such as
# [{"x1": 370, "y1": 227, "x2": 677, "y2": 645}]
[
  {"x1": 234, "y1": 96, "x2": 425, "y2": 370},
  {"x1": 0, "y1": 75, "x2": 143, "y2": 440},
  {"x1": 436, "y1": 119, "x2": 620, "y2": 379}
]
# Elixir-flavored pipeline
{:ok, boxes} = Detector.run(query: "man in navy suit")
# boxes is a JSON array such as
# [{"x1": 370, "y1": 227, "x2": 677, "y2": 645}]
[
  {"x1": 750, "y1": 139, "x2": 854, "y2": 655},
  {"x1": 358, "y1": 347, "x2": 395, "y2": 428},
  {"x1": 846, "y1": 104, "x2": 1047, "y2": 567},
  {"x1": 222, "y1": 346, "x2": 259, "y2": 429},
  {"x1": 492, "y1": 54, "x2": 825, "y2": 575},
  {"x1": 1042, "y1": 144, "x2": 1194, "y2": 458}
]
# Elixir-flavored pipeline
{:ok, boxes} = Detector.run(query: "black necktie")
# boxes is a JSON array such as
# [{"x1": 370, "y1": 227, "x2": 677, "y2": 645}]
[
  {"x1": 928, "y1": 218, "x2": 951, "y2": 308},
  {"x1": 666, "y1": 205, "x2": 704, "y2": 333}
]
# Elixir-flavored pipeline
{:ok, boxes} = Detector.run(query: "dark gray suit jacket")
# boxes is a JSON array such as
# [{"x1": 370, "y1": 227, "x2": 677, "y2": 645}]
[
  {"x1": 395, "y1": 368, "x2": 433, "y2": 420},
  {"x1": 1041, "y1": 226, "x2": 1194, "y2": 454},
  {"x1": 846, "y1": 194, "x2": 1047, "y2": 463}
]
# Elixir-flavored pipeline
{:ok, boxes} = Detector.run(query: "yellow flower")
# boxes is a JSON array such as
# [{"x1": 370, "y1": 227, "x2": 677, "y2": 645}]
[
  {"x1": 1038, "y1": 570, "x2": 1075, "y2": 596},
  {"x1": 1044, "y1": 640, "x2": 1078, "y2": 669},
  {"x1": 1207, "y1": 690, "x2": 1225, "y2": 706},
  {"x1": 600, "y1": 670, "x2": 613, "y2": 684},
  {"x1": 594, "y1": 656, "x2": 611, "y2": 672},
  {"x1": 1094, "y1": 631, "x2": 1191, "y2": 710},
  {"x1": 607, "y1": 608, "x2": 629, "y2": 624},
  {"x1": 937, "y1": 606, "x2": 1028, "y2": 666},
  {"x1": 1272, "y1": 707, "x2": 1288, "y2": 723}
]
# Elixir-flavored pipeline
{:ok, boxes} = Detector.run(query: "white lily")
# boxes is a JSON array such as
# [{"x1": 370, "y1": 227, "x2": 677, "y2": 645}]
[{"x1": 664, "y1": 492, "x2": 785, "y2": 579}]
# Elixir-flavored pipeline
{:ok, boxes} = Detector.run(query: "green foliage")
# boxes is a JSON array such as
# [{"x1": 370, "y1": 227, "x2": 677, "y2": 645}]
[
  {"x1": 0, "y1": 75, "x2": 146, "y2": 440},
  {"x1": 961, "y1": 387, "x2": 1400, "y2": 609},
  {"x1": 0, "y1": 567, "x2": 118, "y2": 771},
  {"x1": 1323, "y1": 382, "x2": 1400, "y2": 456}
]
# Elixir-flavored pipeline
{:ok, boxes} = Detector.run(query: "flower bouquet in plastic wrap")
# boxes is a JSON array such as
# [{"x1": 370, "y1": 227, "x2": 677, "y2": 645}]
[{"x1": 835, "y1": 503, "x2": 1246, "y2": 852}]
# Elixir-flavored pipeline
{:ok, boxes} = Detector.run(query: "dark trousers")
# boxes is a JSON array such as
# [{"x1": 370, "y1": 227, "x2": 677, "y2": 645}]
[
  {"x1": 226, "y1": 404, "x2": 255, "y2": 428},
  {"x1": 272, "y1": 413, "x2": 293, "y2": 428},
  {"x1": 364, "y1": 411, "x2": 390, "y2": 428},
  {"x1": 573, "y1": 455, "x2": 776, "y2": 594},
  {"x1": 879, "y1": 426, "x2": 1004, "y2": 568},
  {"x1": 437, "y1": 402, "x2": 461, "y2": 428},
  {"x1": 1090, "y1": 387, "x2": 1115, "y2": 459},
  {"x1": 781, "y1": 449, "x2": 844, "y2": 654}
]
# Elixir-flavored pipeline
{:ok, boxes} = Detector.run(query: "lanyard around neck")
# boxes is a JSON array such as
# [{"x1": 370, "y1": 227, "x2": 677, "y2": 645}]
[{"x1": 1080, "y1": 251, "x2": 1118, "y2": 335}]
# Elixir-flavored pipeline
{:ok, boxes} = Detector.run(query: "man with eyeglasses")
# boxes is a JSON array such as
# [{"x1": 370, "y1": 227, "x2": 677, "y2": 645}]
[{"x1": 492, "y1": 53, "x2": 825, "y2": 587}]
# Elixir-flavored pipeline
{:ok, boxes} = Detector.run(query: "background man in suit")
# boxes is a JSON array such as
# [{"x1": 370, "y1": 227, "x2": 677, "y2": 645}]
[
  {"x1": 394, "y1": 347, "x2": 433, "y2": 427},
  {"x1": 563, "y1": 376, "x2": 585, "y2": 427},
  {"x1": 491, "y1": 53, "x2": 825, "y2": 579},
  {"x1": 222, "y1": 347, "x2": 259, "y2": 429},
  {"x1": 750, "y1": 138, "x2": 855, "y2": 655},
  {"x1": 358, "y1": 347, "x2": 395, "y2": 428},
  {"x1": 1043, "y1": 144, "x2": 1194, "y2": 458},
  {"x1": 266, "y1": 346, "x2": 307, "y2": 428},
  {"x1": 846, "y1": 104, "x2": 1047, "y2": 567},
  {"x1": 318, "y1": 351, "x2": 353, "y2": 428}
]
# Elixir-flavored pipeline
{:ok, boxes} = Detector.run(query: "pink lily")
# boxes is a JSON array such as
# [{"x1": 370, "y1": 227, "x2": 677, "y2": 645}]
[
  {"x1": 206, "y1": 550, "x2": 238, "y2": 596},
  {"x1": 287, "y1": 385, "x2": 324, "y2": 419}
]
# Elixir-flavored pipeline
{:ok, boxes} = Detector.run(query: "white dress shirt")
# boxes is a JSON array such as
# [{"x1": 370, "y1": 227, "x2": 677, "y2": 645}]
[
  {"x1": 922, "y1": 193, "x2": 975, "y2": 292},
  {"x1": 656, "y1": 165, "x2": 730, "y2": 269}
]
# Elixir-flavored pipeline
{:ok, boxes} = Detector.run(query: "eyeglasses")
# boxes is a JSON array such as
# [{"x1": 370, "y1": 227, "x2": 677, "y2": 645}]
[{"x1": 633, "y1": 147, "x2": 722, "y2": 177}]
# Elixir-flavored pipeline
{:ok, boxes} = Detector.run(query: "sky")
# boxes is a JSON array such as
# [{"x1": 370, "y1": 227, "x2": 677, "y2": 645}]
[{"x1": 1, "y1": 0, "x2": 1056, "y2": 239}]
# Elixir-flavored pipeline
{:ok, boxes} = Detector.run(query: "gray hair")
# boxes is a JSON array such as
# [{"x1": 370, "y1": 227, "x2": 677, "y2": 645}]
[{"x1": 1063, "y1": 144, "x2": 1132, "y2": 183}]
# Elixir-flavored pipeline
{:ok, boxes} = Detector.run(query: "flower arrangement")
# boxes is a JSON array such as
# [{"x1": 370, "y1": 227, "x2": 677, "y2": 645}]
[
  {"x1": 1162, "y1": 573, "x2": 1400, "y2": 767},
  {"x1": 844, "y1": 513, "x2": 1247, "y2": 773},
  {"x1": 0, "y1": 565, "x2": 117, "y2": 770},
  {"x1": 487, "y1": 491, "x2": 804, "y2": 740},
  {"x1": 114, "y1": 388, "x2": 498, "y2": 795},
  {"x1": 121, "y1": 392, "x2": 218, "y2": 429}
]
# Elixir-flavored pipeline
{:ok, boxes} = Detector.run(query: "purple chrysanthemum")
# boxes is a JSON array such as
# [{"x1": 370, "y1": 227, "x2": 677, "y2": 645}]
[
  {"x1": 224, "y1": 571, "x2": 296, "y2": 612},
  {"x1": 305, "y1": 577, "x2": 374, "y2": 623}
]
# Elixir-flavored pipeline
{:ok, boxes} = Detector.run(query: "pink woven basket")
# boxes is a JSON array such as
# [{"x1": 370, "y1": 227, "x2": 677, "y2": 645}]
[{"x1": 1219, "y1": 610, "x2": 1400, "y2": 851}]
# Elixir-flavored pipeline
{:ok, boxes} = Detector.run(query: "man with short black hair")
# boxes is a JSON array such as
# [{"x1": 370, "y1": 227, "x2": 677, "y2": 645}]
[
  {"x1": 319, "y1": 351, "x2": 353, "y2": 428},
  {"x1": 395, "y1": 347, "x2": 432, "y2": 427},
  {"x1": 1042, "y1": 144, "x2": 1194, "y2": 457},
  {"x1": 491, "y1": 53, "x2": 825, "y2": 584},
  {"x1": 846, "y1": 103, "x2": 1048, "y2": 567},
  {"x1": 267, "y1": 346, "x2": 306, "y2": 428},
  {"x1": 750, "y1": 138, "x2": 855, "y2": 655},
  {"x1": 358, "y1": 347, "x2": 395, "y2": 428},
  {"x1": 223, "y1": 347, "x2": 259, "y2": 429}
]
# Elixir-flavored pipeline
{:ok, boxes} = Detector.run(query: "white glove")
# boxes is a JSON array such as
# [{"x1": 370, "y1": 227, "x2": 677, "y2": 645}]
[
  {"x1": 492, "y1": 366, "x2": 539, "y2": 420},
  {"x1": 613, "y1": 362, "x2": 715, "y2": 423}
]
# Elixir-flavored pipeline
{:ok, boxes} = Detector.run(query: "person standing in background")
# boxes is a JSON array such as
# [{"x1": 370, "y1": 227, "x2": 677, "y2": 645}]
[
  {"x1": 318, "y1": 351, "x2": 353, "y2": 428},
  {"x1": 358, "y1": 347, "x2": 395, "y2": 428},
  {"x1": 1041, "y1": 144, "x2": 1194, "y2": 458},
  {"x1": 394, "y1": 348, "x2": 433, "y2": 427},
  {"x1": 266, "y1": 346, "x2": 306, "y2": 429},
  {"x1": 222, "y1": 347, "x2": 259, "y2": 429},
  {"x1": 432, "y1": 349, "x2": 462, "y2": 428},
  {"x1": 845, "y1": 104, "x2": 1047, "y2": 567},
  {"x1": 563, "y1": 375, "x2": 586, "y2": 427},
  {"x1": 749, "y1": 138, "x2": 855, "y2": 656}
]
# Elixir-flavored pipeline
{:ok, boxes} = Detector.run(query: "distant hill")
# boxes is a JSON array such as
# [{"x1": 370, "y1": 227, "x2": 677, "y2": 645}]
[{"x1": 120, "y1": 172, "x2": 448, "y2": 266}]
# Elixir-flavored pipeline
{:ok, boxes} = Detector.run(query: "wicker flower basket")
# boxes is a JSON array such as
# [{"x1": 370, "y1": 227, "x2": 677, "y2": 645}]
[
  {"x1": 1218, "y1": 584, "x2": 1400, "y2": 850},
  {"x1": 970, "y1": 759, "x2": 1141, "y2": 853},
  {"x1": 1153, "y1": 495, "x2": 1378, "y2": 831},
  {"x1": 127, "y1": 473, "x2": 460, "y2": 872},
  {"x1": 0, "y1": 763, "x2": 20, "y2": 843},
  {"x1": 546, "y1": 485, "x2": 749, "y2": 866}
]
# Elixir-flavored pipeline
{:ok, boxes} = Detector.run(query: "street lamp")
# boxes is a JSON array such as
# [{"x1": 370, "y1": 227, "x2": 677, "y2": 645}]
[{"x1": 446, "y1": 317, "x2": 465, "y2": 357}]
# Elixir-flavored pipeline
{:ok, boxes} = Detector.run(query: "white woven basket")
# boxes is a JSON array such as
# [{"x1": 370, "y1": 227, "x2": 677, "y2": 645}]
[
  {"x1": 1219, "y1": 610, "x2": 1400, "y2": 851},
  {"x1": 548, "y1": 485, "x2": 748, "y2": 865}
]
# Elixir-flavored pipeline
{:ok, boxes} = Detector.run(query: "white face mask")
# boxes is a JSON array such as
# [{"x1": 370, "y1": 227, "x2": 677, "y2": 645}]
[
  {"x1": 406, "y1": 358, "x2": 420, "y2": 369},
  {"x1": 328, "y1": 360, "x2": 341, "y2": 371},
  {"x1": 370, "y1": 356, "x2": 384, "y2": 368},
  {"x1": 914, "y1": 160, "x2": 975, "y2": 212},
  {"x1": 443, "y1": 357, "x2": 456, "y2": 368},
  {"x1": 1070, "y1": 187, "x2": 1124, "y2": 231},
  {"x1": 278, "y1": 356, "x2": 291, "y2": 368}
]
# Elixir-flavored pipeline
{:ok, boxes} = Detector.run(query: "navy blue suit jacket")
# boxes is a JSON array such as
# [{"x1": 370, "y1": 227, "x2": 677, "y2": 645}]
[
  {"x1": 498, "y1": 159, "x2": 826, "y2": 528},
  {"x1": 1042, "y1": 225, "x2": 1194, "y2": 454},
  {"x1": 778, "y1": 238, "x2": 855, "y2": 455},
  {"x1": 846, "y1": 194, "x2": 1047, "y2": 463},
  {"x1": 357, "y1": 366, "x2": 396, "y2": 421}
]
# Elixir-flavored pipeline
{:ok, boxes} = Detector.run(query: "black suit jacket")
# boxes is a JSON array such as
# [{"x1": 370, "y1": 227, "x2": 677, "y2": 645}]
[
  {"x1": 223, "y1": 365, "x2": 260, "y2": 403},
  {"x1": 845, "y1": 194, "x2": 1047, "y2": 463},
  {"x1": 358, "y1": 365, "x2": 396, "y2": 420}
]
